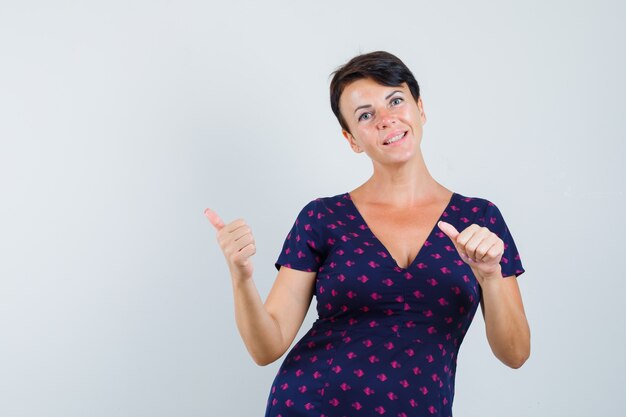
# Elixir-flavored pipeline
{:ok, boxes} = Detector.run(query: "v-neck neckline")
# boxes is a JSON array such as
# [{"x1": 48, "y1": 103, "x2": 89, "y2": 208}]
[{"x1": 345, "y1": 191, "x2": 457, "y2": 271}]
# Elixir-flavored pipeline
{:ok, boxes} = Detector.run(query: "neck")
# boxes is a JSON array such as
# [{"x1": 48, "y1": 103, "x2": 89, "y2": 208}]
[{"x1": 357, "y1": 151, "x2": 446, "y2": 207}]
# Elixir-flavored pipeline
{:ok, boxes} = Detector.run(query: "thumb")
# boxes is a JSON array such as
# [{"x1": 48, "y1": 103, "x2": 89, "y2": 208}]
[
  {"x1": 437, "y1": 220, "x2": 459, "y2": 240},
  {"x1": 204, "y1": 208, "x2": 225, "y2": 231}
]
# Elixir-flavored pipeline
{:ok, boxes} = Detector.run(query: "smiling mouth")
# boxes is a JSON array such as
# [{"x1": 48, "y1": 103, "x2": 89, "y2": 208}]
[{"x1": 383, "y1": 131, "x2": 407, "y2": 145}]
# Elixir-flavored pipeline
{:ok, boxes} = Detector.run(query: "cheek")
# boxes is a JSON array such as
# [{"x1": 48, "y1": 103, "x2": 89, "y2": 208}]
[
  {"x1": 404, "y1": 108, "x2": 420, "y2": 121},
  {"x1": 354, "y1": 127, "x2": 376, "y2": 145}
]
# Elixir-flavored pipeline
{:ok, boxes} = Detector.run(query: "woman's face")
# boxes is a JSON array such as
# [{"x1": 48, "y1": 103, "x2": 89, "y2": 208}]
[{"x1": 339, "y1": 78, "x2": 426, "y2": 166}]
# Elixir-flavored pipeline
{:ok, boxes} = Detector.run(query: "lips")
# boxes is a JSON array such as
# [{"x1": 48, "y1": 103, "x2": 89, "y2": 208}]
[{"x1": 383, "y1": 131, "x2": 407, "y2": 145}]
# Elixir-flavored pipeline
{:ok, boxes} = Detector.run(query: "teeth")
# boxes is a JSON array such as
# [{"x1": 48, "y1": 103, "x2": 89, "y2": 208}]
[{"x1": 385, "y1": 132, "x2": 404, "y2": 144}]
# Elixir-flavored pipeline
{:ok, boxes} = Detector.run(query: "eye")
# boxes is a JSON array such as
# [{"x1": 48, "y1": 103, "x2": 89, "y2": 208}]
[
  {"x1": 358, "y1": 112, "x2": 372, "y2": 122},
  {"x1": 390, "y1": 97, "x2": 404, "y2": 106}
]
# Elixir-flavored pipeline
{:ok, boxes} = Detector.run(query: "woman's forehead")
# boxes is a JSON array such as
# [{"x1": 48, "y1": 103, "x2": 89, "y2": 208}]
[{"x1": 341, "y1": 79, "x2": 409, "y2": 106}]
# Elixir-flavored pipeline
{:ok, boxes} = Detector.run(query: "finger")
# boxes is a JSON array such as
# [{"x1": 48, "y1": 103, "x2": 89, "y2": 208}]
[
  {"x1": 217, "y1": 224, "x2": 251, "y2": 248},
  {"x1": 439, "y1": 221, "x2": 473, "y2": 260},
  {"x1": 454, "y1": 224, "x2": 481, "y2": 261},
  {"x1": 480, "y1": 238, "x2": 504, "y2": 262},
  {"x1": 233, "y1": 243, "x2": 256, "y2": 265},
  {"x1": 234, "y1": 233, "x2": 255, "y2": 250},
  {"x1": 222, "y1": 218, "x2": 248, "y2": 233},
  {"x1": 239, "y1": 242, "x2": 256, "y2": 258},
  {"x1": 204, "y1": 208, "x2": 225, "y2": 230},
  {"x1": 468, "y1": 228, "x2": 497, "y2": 260},
  {"x1": 222, "y1": 233, "x2": 255, "y2": 260},
  {"x1": 480, "y1": 233, "x2": 503, "y2": 261},
  {"x1": 230, "y1": 225, "x2": 252, "y2": 242},
  {"x1": 437, "y1": 221, "x2": 459, "y2": 240},
  {"x1": 478, "y1": 241, "x2": 500, "y2": 262},
  {"x1": 475, "y1": 239, "x2": 498, "y2": 262}
]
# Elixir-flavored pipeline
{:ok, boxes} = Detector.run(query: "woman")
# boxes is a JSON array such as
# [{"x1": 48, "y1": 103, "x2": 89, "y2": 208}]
[{"x1": 205, "y1": 51, "x2": 530, "y2": 417}]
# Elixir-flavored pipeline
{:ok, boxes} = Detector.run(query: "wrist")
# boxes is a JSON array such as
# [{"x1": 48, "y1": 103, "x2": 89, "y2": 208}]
[
  {"x1": 230, "y1": 269, "x2": 253, "y2": 285},
  {"x1": 474, "y1": 265, "x2": 503, "y2": 286}
]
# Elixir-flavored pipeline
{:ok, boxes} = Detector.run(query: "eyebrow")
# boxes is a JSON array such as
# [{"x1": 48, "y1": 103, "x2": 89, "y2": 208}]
[{"x1": 353, "y1": 90, "x2": 404, "y2": 114}]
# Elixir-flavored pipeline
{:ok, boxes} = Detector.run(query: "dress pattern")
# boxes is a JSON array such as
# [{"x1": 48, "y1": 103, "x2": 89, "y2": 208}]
[{"x1": 265, "y1": 191, "x2": 525, "y2": 417}]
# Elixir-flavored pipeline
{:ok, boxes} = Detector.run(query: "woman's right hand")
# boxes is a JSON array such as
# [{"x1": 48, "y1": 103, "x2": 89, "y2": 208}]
[
  {"x1": 204, "y1": 207, "x2": 316, "y2": 366},
  {"x1": 204, "y1": 208, "x2": 255, "y2": 282}
]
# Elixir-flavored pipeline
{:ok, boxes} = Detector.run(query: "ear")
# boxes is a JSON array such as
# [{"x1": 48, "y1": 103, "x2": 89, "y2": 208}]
[
  {"x1": 417, "y1": 97, "x2": 427, "y2": 125},
  {"x1": 342, "y1": 129, "x2": 362, "y2": 153}
]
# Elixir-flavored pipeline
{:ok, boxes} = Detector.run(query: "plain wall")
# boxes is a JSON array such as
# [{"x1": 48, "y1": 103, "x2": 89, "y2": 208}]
[{"x1": 1, "y1": 1, "x2": 624, "y2": 416}]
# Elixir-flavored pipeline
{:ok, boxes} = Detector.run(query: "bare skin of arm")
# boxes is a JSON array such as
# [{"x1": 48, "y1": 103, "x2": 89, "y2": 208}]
[
  {"x1": 232, "y1": 266, "x2": 315, "y2": 365},
  {"x1": 205, "y1": 209, "x2": 316, "y2": 366},
  {"x1": 438, "y1": 221, "x2": 530, "y2": 368},
  {"x1": 479, "y1": 274, "x2": 530, "y2": 368},
  {"x1": 205, "y1": 207, "x2": 529, "y2": 368}
]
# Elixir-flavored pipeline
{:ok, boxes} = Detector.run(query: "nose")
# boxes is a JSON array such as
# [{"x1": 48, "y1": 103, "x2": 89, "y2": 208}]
[{"x1": 376, "y1": 108, "x2": 395, "y2": 129}]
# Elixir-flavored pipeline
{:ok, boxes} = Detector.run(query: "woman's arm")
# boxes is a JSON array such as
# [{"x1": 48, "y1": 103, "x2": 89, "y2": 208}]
[
  {"x1": 438, "y1": 220, "x2": 530, "y2": 368},
  {"x1": 205, "y1": 209, "x2": 316, "y2": 366},
  {"x1": 233, "y1": 266, "x2": 315, "y2": 366},
  {"x1": 479, "y1": 272, "x2": 531, "y2": 369}
]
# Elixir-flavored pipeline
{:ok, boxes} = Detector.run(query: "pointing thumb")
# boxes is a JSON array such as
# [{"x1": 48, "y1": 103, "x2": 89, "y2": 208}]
[
  {"x1": 204, "y1": 208, "x2": 225, "y2": 231},
  {"x1": 437, "y1": 221, "x2": 459, "y2": 240}
]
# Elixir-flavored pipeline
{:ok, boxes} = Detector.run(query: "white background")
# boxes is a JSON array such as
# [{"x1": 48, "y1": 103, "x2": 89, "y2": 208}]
[{"x1": 1, "y1": 1, "x2": 624, "y2": 416}]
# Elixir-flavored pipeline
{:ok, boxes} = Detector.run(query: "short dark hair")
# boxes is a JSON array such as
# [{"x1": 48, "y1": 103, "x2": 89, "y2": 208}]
[{"x1": 329, "y1": 51, "x2": 421, "y2": 133}]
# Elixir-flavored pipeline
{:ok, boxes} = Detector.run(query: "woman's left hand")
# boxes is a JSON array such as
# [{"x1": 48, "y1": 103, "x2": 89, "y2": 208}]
[{"x1": 437, "y1": 221, "x2": 504, "y2": 284}]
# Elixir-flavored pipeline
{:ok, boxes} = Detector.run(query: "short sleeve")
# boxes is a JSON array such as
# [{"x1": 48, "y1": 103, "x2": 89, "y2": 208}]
[
  {"x1": 275, "y1": 199, "x2": 326, "y2": 272},
  {"x1": 480, "y1": 201, "x2": 526, "y2": 278}
]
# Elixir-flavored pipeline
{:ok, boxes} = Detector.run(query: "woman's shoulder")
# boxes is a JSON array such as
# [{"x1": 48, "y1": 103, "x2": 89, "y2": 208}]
[
  {"x1": 453, "y1": 191, "x2": 494, "y2": 208},
  {"x1": 452, "y1": 191, "x2": 513, "y2": 229},
  {"x1": 451, "y1": 191, "x2": 499, "y2": 225},
  {"x1": 302, "y1": 192, "x2": 351, "y2": 208},
  {"x1": 292, "y1": 192, "x2": 352, "y2": 223}
]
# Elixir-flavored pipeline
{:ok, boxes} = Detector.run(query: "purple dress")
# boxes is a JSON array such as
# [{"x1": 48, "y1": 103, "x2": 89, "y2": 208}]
[{"x1": 264, "y1": 192, "x2": 525, "y2": 417}]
